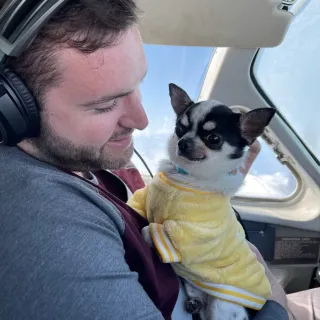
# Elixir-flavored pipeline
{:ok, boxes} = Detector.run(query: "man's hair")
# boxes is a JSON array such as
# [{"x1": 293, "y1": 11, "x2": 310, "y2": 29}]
[{"x1": 4, "y1": 0, "x2": 140, "y2": 106}]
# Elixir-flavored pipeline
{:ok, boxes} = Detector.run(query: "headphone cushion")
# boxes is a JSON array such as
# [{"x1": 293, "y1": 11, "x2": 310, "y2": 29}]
[{"x1": 3, "y1": 68, "x2": 40, "y2": 133}]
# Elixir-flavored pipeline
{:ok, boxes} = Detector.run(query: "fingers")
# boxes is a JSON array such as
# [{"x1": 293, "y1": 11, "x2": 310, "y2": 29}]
[
  {"x1": 239, "y1": 140, "x2": 262, "y2": 176},
  {"x1": 249, "y1": 140, "x2": 262, "y2": 155}
]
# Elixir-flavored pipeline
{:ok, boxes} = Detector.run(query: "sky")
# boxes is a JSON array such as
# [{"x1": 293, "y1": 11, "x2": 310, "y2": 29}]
[
  {"x1": 132, "y1": 0, "x2": 319, "y2": 200},
  {"x1": 255, "y1": 0, "x2": 319, "y2": 161}
]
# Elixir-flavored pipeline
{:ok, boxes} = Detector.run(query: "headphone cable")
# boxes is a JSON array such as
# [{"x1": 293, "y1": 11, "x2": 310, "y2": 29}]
[{"x1": 134, "y1": 148, "x2": 154, "y2": 178}]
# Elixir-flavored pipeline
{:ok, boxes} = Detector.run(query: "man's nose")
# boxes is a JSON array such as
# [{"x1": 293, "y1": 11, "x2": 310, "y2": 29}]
[{"x1": 120, "y1": 89, "x2": 149, "y2": 130}]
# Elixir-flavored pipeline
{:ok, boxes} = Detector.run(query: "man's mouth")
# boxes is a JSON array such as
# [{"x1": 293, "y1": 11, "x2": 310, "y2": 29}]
[{"x1": 108, "y1": 134, "x2": 133, "y2": 148}]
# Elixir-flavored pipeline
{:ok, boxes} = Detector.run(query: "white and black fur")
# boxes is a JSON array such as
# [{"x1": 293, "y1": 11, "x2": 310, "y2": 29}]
[{"x1": 142, "y1": 83, "x2": 275, "y2": 320}]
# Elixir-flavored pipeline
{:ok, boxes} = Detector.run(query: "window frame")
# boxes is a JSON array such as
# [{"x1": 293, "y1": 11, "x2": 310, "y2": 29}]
[
  {"x1": 233, "y1": 156, "x2": 302, "y2": 203},
  {"x1": 230, "y1": 106, "x2": 302, "y2": 203}
]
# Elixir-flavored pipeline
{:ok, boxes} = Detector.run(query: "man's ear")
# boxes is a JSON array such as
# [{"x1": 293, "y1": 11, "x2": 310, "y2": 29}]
[
  {"x1": 239, "y1": 108, "x2": 276, "y2": 144},
  {"x1": 169, "y1": 83, "x2": 193, "y2": 115}
]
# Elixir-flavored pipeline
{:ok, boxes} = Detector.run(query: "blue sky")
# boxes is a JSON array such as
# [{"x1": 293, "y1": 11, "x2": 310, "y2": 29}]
[
  {"x1": 132, "y1": 0, "x2": 318, "y2": 199},
  {"x1": 139, "y1": 45, "x2": 213, "y2": 123}
]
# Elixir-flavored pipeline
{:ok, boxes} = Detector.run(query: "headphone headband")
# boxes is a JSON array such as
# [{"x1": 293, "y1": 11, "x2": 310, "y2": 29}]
[{"x1": 0, "y1": 0, "x2": 69, "y2": 61}]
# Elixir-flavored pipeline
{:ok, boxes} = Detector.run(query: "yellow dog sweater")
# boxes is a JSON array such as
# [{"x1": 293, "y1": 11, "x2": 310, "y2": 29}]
[{"x1": 127, "y1": 172, "x2": 271, "y2": 310}]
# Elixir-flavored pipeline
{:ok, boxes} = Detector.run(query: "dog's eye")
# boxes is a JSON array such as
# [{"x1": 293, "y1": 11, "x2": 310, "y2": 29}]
[
  {"x1": 204, "y1": 134, "x2": 222, "y2": 146},
  {"x1": 175, "y1": 126, "x2": 185, "y2": 138}
]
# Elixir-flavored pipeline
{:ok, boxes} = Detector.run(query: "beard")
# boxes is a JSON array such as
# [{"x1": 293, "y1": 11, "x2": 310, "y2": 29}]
[{"x1": 28, "y1": 118, "x2": 134, "y2": 172}]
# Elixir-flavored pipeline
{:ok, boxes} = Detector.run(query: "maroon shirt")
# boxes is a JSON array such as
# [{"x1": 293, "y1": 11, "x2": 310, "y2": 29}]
[{"x1": 69, "y1": 169, "x2": 180, "y2": 320}]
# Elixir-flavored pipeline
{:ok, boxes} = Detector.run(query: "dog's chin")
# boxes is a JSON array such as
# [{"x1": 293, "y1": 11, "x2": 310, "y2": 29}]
[
  {"x1": 170, "y1": 151, "x2": 244, "y2": 181},
  {"x1": 178, "y1": 153, "x2": 207, "y2": 163},
  {"x1": 171, "y1": 152, "x2": 210, "y2": 171}
]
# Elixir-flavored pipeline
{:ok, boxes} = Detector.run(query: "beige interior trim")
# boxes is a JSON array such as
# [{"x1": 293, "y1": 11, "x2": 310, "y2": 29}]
[{"x1": 138, "y1": 0, "x2": 293, "y2": 48}]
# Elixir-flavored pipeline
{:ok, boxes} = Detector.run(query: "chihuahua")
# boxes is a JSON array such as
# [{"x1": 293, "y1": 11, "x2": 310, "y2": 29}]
[{"x1": 138, "y1": 83, "x2": 275, "y2": 320}]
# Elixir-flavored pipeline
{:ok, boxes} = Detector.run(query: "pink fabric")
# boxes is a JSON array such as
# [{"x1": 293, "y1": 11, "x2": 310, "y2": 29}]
[
  {"x1": 287, "y1": 288, "x2": 320, "y2": 320},
  {"x1": 112, "y1": 165, "x2": 146, "y2": 193}
]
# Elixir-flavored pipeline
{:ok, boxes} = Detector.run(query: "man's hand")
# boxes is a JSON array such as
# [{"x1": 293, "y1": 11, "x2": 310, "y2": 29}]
[
  {"x1": 248, "y1": 242, "x2": 288, "y2": 311},
  {"x1": 239, "y1": 140, "x2": 261, "y2": 177}
]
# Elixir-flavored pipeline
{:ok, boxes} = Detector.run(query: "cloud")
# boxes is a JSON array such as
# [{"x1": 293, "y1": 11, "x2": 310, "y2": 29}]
[
  {"x1": 155, "y1": 116, "x2": 175, "y2": 135},
  {"x1": 133, "y1": 127, "x2": 151, "y2": 138},
  {"x1": 237, "y1": 172, "x2": 295, "y2": 199},
  {"x1": 133, "y1": 116, "x2": 175, "y2": 139}
]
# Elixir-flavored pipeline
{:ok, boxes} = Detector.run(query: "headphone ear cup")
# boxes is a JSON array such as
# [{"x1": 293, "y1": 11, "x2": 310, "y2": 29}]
[
  {"x1": 0, "y1": 67, "x2": 40, "y2": 146},
  {"x1": 0, "y1": 120, "x2": 9, "y2": 145},
  {"x1": 3, "y1": 68, "x2": 40, "y2": 135}
]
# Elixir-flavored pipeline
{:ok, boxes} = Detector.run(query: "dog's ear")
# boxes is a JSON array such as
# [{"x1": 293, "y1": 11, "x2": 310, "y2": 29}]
[
  {"x1": 169, "y1": 83, "x2": 193, "y2": 115},
  {"x1": 239, "y1": 108, "x2": 276, "y2": 144}
]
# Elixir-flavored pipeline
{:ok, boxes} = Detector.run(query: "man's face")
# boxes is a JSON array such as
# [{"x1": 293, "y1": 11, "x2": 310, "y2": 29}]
[{"x1": 28, "y1": 26, "x2": 148, "y2": 171}]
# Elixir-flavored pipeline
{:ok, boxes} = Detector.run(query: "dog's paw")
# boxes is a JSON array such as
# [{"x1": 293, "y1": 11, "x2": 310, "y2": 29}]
[
  {"x1": 209, "y1": 299, "x2": 249, "y2": 320},
  {"x1": 141, "y1": 226, "x2": 154, "y2": 247},
  {"x1": 186, "y1": 298, "x2": 205, "y2": 314}
]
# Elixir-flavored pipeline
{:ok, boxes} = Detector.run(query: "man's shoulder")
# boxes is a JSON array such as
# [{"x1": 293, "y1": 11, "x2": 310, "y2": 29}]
[
  {"x1": 0, "y1": 146, "x2": 125, "y2": 233},
  {"x1": 0, "y1": 148, "x2": 167, "y2": 320},
  {"x1": 0, "y1": 146, "x2": 65, "y2": 187}
]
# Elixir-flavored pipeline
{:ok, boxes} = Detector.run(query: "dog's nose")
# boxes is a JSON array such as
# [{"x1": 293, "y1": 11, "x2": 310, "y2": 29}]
[{"x1": 178, "y1": 139, "x2": 193, "y2": 152}]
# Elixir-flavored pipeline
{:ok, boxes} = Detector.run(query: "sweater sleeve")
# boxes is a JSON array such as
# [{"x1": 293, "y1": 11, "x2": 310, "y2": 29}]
[{"x1": 149, "y1": 223, "x2": 182, "y2": 263}]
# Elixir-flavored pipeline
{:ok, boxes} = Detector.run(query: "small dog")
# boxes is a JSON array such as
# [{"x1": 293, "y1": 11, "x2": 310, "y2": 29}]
[{"x1": 128, "y1": 83, "x2": 275, "y2": 320}]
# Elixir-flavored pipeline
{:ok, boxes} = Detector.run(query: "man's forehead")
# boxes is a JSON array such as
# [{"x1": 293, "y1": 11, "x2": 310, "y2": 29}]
[{"x1": 56, "y1": 27, "x2": 147, "y2": 102}]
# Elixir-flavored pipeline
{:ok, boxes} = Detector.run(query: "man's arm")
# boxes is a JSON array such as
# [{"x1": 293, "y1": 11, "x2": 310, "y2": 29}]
[
  {"x1": 241, "y1": 142, "x2": 289, "y2": 320},
  {"x1": 0, "y1": 181, "x2": 163, "y2": 320},
  {"x1": 253, "y1": 301, "x2": 289, "y2": 320},
  {"x1": 248, "y1": 243, "x2": 289, "y2": 320}
]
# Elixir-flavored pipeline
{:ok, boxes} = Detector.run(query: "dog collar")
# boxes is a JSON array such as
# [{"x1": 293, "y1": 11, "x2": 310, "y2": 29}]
[
  {"x1": 175, "y1": 165, "x2": 189, "y2": 175},
  {"x1": 175, "y1": 165, "x2": 239, "y2": 176}
]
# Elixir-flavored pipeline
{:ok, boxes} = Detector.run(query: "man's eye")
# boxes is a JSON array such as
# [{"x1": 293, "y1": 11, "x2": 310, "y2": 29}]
[{"x1": 94, "y1": 100, "x2": 118, "y2": 114}]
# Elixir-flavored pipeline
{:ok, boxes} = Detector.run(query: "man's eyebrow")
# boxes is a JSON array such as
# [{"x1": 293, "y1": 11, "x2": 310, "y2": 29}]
[{"x1": 79, "y1": 70, "x2": 148, "y2": 108}]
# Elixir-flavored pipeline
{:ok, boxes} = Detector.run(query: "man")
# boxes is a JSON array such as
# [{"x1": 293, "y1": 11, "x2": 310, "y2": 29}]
[{"x1": 0, "y1": 1, "x2": 317, "y2": 319}]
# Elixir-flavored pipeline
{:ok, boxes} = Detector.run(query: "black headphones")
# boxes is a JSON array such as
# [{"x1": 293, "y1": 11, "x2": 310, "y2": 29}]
[{"x1": 0, "y1": 0, "x2": 68, "y2": 146}]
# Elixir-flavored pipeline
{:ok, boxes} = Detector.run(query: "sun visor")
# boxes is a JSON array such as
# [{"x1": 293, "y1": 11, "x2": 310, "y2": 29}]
[{"x1": 137, "y1": 0, "x2": 293, "y2": 48}]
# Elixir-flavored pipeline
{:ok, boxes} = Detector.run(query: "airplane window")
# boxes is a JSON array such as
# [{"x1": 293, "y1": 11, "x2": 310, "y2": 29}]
[
  {"x1": 133, "y1": 45, "x2": 297, "y2": 200},
  {"x1": 252, "y1": 0, "x2": 319, "y2": 162}
]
